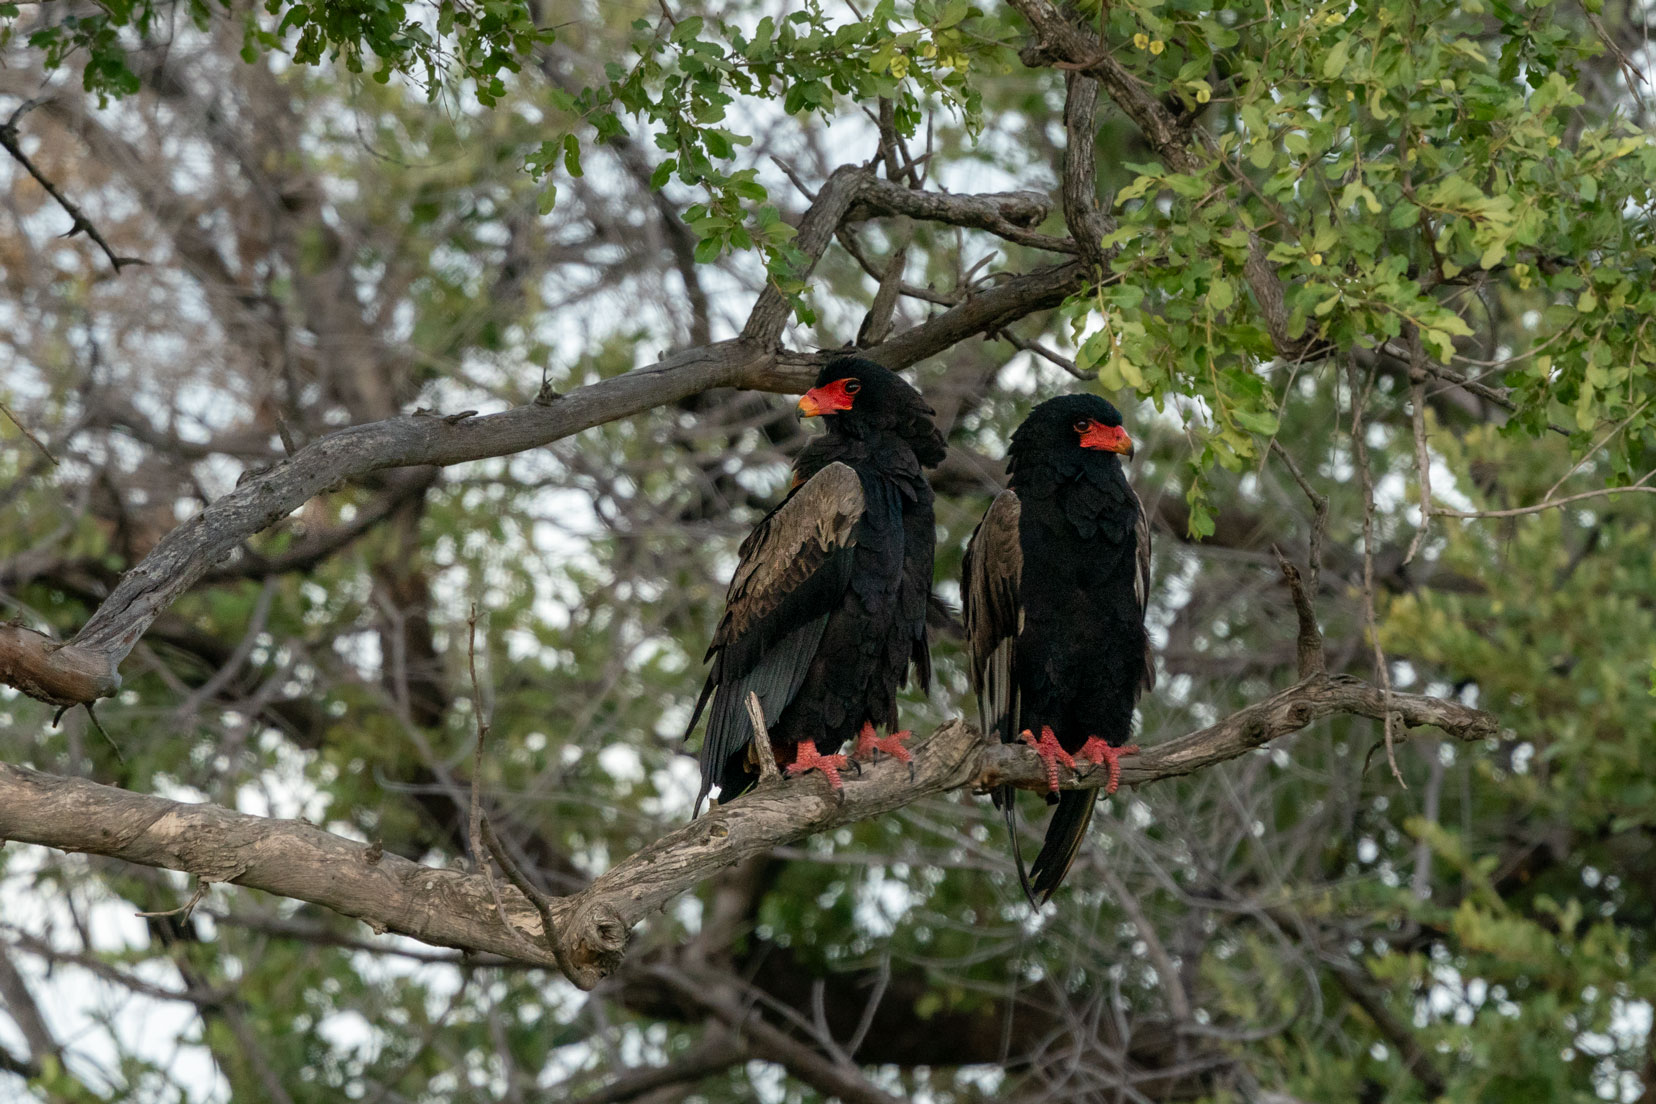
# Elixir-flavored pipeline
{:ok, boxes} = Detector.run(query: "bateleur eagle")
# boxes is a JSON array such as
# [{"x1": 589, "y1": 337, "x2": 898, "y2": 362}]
[
  {"x1": 962, "y1": 394, "x2": 1154, "y2": 904},
  {"x1": 688, "y1": 357, "x2": 946, "y2": 811}
]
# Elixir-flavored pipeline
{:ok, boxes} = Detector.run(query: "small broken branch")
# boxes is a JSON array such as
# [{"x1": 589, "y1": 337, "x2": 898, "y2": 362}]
[
  {"x1": 746, "y1": 691, "x2": 781, "y2": 786},
  {"x1": 1270, "y1": 440, "x2": 1328, "y2": 595}
]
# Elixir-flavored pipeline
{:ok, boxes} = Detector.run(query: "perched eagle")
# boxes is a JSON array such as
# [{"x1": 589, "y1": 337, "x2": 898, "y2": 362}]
[
  {"x1": 962, "y1": 394, "x2": 1154, "y2": 904},
  {"x1": 688, "y1": 357, "x2": 946, "y2": 811}
]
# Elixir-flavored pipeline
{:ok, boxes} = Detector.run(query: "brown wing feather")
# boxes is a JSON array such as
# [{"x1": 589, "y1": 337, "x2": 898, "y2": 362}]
[
  {"x1": 711, "y1": 461, "x2": 864, "y2": 651},
  {"x1": 690, "y1": 461, "x2": 866, "y2": 813},
  {"x1": 1131, "y1": 485, "x2": 1155, "y2": 693},
  {"x1": 962, "y1": 489, "x2": 1023, "y2": 743}
]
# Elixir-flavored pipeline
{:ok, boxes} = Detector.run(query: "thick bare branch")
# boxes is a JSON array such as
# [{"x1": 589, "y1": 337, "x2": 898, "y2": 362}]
[
  {"x1": 0, "y1": 672, "x2": 1498, "y2": 990},
  {"x1": 849, "y1": 176, "x2": 1072, "y2": 254},
  {"x1": 0, "y1": 622, "x2": 123, "y2": 705},
  {"x1": 0, "y1": 342, "x2": 752, "y2": 706}
]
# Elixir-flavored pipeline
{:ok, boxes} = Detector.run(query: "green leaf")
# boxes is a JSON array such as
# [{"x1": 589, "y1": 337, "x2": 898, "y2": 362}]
[
  {"x1": 1322, "y1": 36, "x2": 1352, "y2": 80},
  {"x1": 1233, "y1": 408, "x2": 1280, "y2": 435},
  {"x1": 1208, "y1": 278, "x2": 1235, "y2": 312}
]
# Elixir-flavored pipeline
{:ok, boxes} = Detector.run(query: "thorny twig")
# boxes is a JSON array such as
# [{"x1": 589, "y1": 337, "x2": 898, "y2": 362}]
[
  {"x1": 1540, "y1": 397, "x2": 1651, "y2": 504},
  {"x1": 1430, "y1": 476, "x2": 1656, "y2": 519},
  {"x1": 1269, "y1": 440, "x2": 1328, "y2": 595},
  {"x1": 0, "y1": 100, "x2": 145, "y2": 274}
]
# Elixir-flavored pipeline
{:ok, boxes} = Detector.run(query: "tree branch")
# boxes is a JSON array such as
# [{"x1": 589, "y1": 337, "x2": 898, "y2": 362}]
[
  {"x1": 0, "y1": 670, "x2": 1499, "y2": 990},
  {"x1": 0, "y1": 165, "x2": 1095, "y2": 709}
]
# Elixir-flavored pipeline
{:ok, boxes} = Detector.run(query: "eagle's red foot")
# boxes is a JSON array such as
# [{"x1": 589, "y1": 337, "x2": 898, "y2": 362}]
[
  {"x1": 1021, "y1": 726, "x2": 1074, "y2": 797},
  {"x1": 1077, "y1": 737, "x2": 1140, "y2": 796},
  {"x1": 786, "y1": 739, "x2": 849, "y2": 792},
  {"x1": 855, "y1": 722, "x2": 914, "y2": 763}
]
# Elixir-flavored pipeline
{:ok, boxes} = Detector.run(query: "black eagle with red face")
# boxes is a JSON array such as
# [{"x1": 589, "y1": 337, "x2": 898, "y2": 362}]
[
  {"x1": 962, "y1": 394, "x2": 1153, "y2": 904},
  {"x1": 688, "y1": 357, "x2": 946, "y2": 809}
]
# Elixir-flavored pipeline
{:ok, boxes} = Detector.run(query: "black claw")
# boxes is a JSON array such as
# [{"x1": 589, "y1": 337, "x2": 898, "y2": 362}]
[
  {"x1": 907, "y1": 760, "x2": 916, "y2": 783},
  {"x1": 849, "y1": 758, "x2": 864, "y2": 778}
]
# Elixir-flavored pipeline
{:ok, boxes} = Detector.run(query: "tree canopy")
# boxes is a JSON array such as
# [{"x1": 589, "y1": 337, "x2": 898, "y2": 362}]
[{"x1": 1, "y1": 0, "x2": 1654, "y2": 1101}]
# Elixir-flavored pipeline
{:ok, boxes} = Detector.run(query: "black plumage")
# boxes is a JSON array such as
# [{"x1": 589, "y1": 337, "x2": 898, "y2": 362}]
[
  {"x1": 689, "y1": 357, "x2": 945, "y2": 811},
  {"x1": 962, "y1": 394, "x2": 1153, "y2": 904}
]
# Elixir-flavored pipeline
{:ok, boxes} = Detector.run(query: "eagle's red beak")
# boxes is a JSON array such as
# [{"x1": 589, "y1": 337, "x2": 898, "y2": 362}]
[
  {"x1": 797, "y1": 379, "x2": 856, "y2": 417},
  {"x1": 1080, "y1": 421, "x2": 1134, "y2": 457}
]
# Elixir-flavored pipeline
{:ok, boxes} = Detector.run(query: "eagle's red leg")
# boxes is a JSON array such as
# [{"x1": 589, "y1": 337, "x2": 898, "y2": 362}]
[
  {"x1": 1021, "y1": 726, "x2": 1074, "y2": 797},
  {"x1": 1077, "y1": 737, "x2": 1140, "y2": 796},
  {"x1": 854, "y1": 722, "x2": 914, "y2": 764},
  {"x1": 786, "y1": 739, "x2": 849, "y2": 790}
]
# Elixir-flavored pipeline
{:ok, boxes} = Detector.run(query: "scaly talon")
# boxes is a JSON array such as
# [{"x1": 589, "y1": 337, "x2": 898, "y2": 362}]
[
  {"x1": 855, "y1": 722, "x2": 914, "y2": 779},
  {"x1": 786, "y1": 739, "x2": 849, "y2": 792},
  {"x1": 1021, "y1": 726, "x2": 1074, "y2": 797},
  {"x1": 1077, "y1": 737, "x2": 1139, "y2": 795}
]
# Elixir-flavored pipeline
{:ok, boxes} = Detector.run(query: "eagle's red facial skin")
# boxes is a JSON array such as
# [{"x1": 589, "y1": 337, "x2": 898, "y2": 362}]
[
  {"x1": 797, "y1": 379, "x2": 857, "y2": 417},
  {"x1": 1078, "y1": 420, "x2": 1134, "y2": 456}
]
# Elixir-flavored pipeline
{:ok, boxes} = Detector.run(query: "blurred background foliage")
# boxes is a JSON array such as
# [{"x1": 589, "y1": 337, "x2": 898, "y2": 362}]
[{"x1": 2, "y1": 0, "x2": 1655, "y2": 1101}]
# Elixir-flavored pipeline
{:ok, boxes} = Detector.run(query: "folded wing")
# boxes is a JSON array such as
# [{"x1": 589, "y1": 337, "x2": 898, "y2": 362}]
[
  {"x1": 688, "y1": 461, "x2": 865, "y2": 811},
  {"x1": 962, "y1": 489, "x2": 1024, "y2": 746}
]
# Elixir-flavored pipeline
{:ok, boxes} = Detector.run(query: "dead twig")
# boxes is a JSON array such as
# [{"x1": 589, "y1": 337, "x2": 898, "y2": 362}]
[
  {"x1": 136, "y1": 881, "x2": 210, "y2": 922},
  {"x1": 1402, "y1": 327, "x2": 1432, "y2": 566},
  {"x1": 0, "y1": 398, "x2": 58, "y2": 466},
  {"x1": 1346, "y1": 356, "x2": 1404, "y2": 787},
  {"x1": 746, "y1": 691, "x2": 781, "y2": 786},
  {"x1": 1431, "y1": 473, "x2": 1656, "y2": 519},
  {"x1": 1271, "y1": 547, "x2": 1325, "y2": 680},
  {"x1": 1269, "y1": 440, "x2": 1328, "y2": 595}
]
